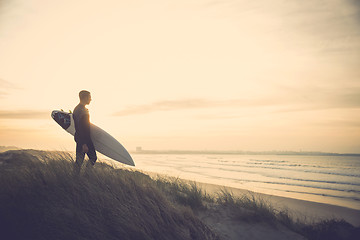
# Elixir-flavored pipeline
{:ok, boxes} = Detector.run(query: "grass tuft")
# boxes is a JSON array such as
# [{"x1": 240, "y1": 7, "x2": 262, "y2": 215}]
[
  {"x1": 214, "y1": 189, "x2": 360, "y2": 239},
  {"x1": 0, "y1": 150, "x2": 218, "y2": 240},
  {"x1": 154, "y1": 176, "x2": 213, "y2": 210},
  {"x1": 216, "y1": 189, "x2": 277, "y2": 223}
]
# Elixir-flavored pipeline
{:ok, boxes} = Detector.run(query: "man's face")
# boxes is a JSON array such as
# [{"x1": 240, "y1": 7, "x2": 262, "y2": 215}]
[
  {"x1": 82, "y1": 94, "x2": 92, "y2": 105},
  {"x1": 86, "y1": 94, "x2": 92, "y2": 105}
]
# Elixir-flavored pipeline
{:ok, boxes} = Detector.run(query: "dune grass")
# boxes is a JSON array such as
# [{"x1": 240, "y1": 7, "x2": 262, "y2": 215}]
[
  {"x1": 153, "y1": 170, "x2": 360, "y2": 240},
  {"x1": 0, "y1": 150, "x2": 359, "y2": 240},
  {"x1": 0, "y1": 151, "x2": 218, "y2": 240},
  {"x1": 216, "y1": 189, "x2": 278, "y2": 223},
  {"x1": 154, "y1": 176, "x2": 214, "y2": 210},
  {"x1": 211, "y1": 187, "x2": 360, "y2": 240}
]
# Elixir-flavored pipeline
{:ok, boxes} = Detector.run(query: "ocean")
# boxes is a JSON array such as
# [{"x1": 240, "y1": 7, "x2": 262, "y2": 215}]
[{"x1": 131, "y1": 154, "x2": 360, "y2": 210}]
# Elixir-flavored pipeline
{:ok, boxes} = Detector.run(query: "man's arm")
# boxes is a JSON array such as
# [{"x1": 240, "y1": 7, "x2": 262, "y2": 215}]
[
  {"x1": 82, "y1": 144, "x2": 89, "y2": 153},
  {"x1": 78, "y1": 113, "x2": 91, "y2": 152}
]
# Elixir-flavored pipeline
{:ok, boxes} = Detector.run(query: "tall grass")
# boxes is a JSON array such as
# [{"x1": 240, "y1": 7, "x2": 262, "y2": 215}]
[
  {"x1": 215, "y1": 189, "x2": 360, "y2": 240},
  {"x1": 0, "y1": 150, "x2": 359, "y2": 240},
  {"x1": 216, "y1": 189, "x2": 278, "y2": 223},
  {"x1": 154, "y1": 176, "x2": 213, "y2": 210},
  {"x1": 0, "y1": 151, "x2": 218, "y2": 240}
]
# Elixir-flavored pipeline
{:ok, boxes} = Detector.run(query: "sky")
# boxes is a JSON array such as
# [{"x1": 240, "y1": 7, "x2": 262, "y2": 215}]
[{"x1": 0, "y1": 0, "x2": 359, "y2": 153}]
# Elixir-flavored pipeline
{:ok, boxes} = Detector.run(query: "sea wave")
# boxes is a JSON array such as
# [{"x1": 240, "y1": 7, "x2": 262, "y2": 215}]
[{"x1": 134, "y1": 154, "x2": 360, "y2": 209}]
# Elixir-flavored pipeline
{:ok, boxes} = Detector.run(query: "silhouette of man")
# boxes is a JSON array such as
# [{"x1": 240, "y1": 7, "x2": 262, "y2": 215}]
[{"x1": 73, "y1": 90, "x2": 97, "y2": 174}]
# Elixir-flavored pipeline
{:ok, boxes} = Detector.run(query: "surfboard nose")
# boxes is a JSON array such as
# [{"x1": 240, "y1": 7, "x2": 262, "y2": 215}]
[
  {"x1": 51, "y1": 110, "x2": 57, "y2": 120},
  {"x1": 51, "y1": 110, "x2": 71, "y2": 130}
]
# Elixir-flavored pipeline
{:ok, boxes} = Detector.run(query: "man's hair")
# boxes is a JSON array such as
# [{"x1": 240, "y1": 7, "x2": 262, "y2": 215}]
[{"x1": 79, "y1": 90, "x2": 91, "y2": 100}]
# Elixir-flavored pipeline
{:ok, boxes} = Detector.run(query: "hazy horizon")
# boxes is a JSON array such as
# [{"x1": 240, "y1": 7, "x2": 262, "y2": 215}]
[
  {"x1": 1, "y1": 0, "x2": 359, "y2": 153},
  {"x1": 1, "y1": 145, "x2": 359, "y2": 155}
]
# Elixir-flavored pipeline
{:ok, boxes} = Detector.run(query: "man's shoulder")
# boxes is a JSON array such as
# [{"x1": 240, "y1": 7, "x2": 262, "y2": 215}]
[
  {"x1": 73, "y1": 104, "x2": 88, "y2": 117},
  {"x1": 73, "y1": 104, "x2": 82, "y2": 114}
]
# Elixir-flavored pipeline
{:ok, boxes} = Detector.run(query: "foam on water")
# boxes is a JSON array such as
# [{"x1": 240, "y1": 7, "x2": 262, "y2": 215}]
[{"x1": 132, "y1": 154, "x2": 360, "y2": 209}]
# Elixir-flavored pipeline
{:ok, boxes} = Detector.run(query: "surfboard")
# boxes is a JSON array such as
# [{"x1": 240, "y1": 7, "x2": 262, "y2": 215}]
[{"x1": 51, "y1": 110, "x2": 135, "y2": 166}]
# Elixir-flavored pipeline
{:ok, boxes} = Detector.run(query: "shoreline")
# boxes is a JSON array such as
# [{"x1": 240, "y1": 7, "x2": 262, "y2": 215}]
[
  {"x1": 2, "y1": 149, "x2": 359, "y2": 227},
  {"x1": 129, "y1": 152, "x2": 360, "y2": 210},
  {"x1": 14, "y1": 152, "x2": 358, "y2": 227},
  {"x1": 143, "y1": 170, "x2": 360, "y2": 227},
  {"x1": 2, "y1": 149, "x2": 359, "y2": 240},
  {"x1": 195, "y1": 181, "x2": 360, "y2": 227}
]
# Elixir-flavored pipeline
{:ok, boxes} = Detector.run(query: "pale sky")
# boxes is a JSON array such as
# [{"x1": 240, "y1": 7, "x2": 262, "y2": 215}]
[{"x1": 0, "y1": 0, "x2": 359, "y2": 153}]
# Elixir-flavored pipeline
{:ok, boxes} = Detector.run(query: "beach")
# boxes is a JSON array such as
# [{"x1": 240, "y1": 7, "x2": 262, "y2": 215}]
[
  {"x1": 139, "y1": 168, "x2": 360, "y2": 225},
  {"x1": 141, "y1": 170, "x2": 360, "y2": 239},
  {"x1": 1, "y1": 149, "x2": 359, "y2": 240},
  {"x1": 130, "y1": 152, "x2": 360, "y2": 239},
  {"x1": 104, "y1": 152, "x2": 360, "y2": 227},
  {"x1": 195, "y1": 181, "x2": 360, "y2": 227},
  {"x1": 131, "y1": 153, "x2": 360, "y2": 210},
  {"x1": 139, "y1": 169, "x2": 360, "y2": 239}
]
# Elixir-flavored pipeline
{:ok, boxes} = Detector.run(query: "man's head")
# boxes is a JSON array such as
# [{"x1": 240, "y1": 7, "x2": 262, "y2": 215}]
[{"x1": 79, "y1": 90, "x2": 92, "y2": 105}]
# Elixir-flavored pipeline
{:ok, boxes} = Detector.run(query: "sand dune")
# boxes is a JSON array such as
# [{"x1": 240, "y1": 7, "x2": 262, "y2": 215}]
[
  {"x1": 1, "y1": 149, "x2": 359, "y2": 240},
  {"x1": 194, "y1": 182, "x2": 360, "y2": 227}
]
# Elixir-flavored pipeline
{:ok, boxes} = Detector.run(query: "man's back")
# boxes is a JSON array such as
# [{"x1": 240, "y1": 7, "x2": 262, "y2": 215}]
[{"x1": 73, "y1": 103, "x2": 90, "y2": 144}]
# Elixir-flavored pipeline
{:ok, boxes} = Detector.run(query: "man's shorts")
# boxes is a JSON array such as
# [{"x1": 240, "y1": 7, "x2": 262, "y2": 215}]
[{"x1": 76, "y1": 141, "x2": 97, "y2": 165}]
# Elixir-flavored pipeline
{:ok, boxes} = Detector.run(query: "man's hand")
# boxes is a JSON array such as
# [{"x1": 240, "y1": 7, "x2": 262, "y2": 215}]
[{"x1": 82, "y1": 144, "x2": 89, "y2": 153}]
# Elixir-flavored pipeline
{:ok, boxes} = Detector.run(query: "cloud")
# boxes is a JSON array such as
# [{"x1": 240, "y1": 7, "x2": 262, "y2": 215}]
[
  {"x1": 0, "y1": 79, "x2": 18, "y2": 89},
  {"x1": 273, "y1": 89, "x2": 360, "y2": 114},
  {"x1": 114, "y1": 88, "x2": 360, "y2": 117},
  {"x1": 348, "y1": 0, "x2": 360, "y2": 22},
  {"x1": 113, "y1": 98, "x2": 282, "y2": 116},
  {"x1": 0, "y1": 110, "x2": 49, "y2": 119},
  {"x1": 312, "y1": 120, "x2": 360, "y2": 128},
  {"x1": 114, "y1": 99, "x2": 216, "y2": 116},
  {"x1": 334, "y1": 91, "x2": 360, "y2": 108},
  {"x1": 0, "y1": 91, "x2": 7, "y2": 98},
  {"x1": 0, "y1": 79, "x2": 20, "y2": 98}
]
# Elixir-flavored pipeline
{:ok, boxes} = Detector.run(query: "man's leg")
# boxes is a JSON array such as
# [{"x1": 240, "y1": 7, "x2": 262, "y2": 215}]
[
  {"x1": 74, "y1": 143, "x2": 85, "y2": 175},
  {"x1": 85, "y1": 141, "x2": 97, "y2": 168}
]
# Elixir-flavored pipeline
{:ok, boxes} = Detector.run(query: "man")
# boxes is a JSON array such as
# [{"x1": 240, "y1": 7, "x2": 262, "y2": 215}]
[{"x1": 73, "y1": 90, "x2": 97, "y2": 174}]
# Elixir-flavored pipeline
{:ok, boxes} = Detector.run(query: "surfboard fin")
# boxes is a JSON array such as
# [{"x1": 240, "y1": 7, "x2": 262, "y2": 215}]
[
  {"x1": 69, "y1": 110, "x2": 72, "y2": 113},
  {"x1": 61, "y1": 109, "x2": 64, "y2": 111}
]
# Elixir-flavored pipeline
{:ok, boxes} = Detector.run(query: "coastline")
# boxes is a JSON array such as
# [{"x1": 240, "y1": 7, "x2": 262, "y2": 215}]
[
  {"x1": 144, "y1": 170, "x2": 360, "y2": 227},
  {"x1": 131, "y1": 152, "x2": 360, "y2": 212},
  {"x1": 195, "y1": 181, "x2": 360, "y2": 227},
  {"x1": 2, "y1": 150, "x2": 359, "y2": 226},
  {"x1": 1, "y1": 149, "x2": 359, "y2": 239},
  {"x1": 6, "y1": 150, "x2": 357, "y2": 227}
]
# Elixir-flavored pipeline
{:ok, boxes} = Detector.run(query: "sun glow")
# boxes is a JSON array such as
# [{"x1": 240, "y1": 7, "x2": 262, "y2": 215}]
[{"x1": 0, "y1": 0, "x2": 359, "y2": 153}]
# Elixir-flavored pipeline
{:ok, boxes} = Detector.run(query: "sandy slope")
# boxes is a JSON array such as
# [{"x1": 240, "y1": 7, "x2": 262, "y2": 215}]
[
  {"x1": 195, "y1": 182, "x2": 360, "y2": 227},
  {"x1": 197, "y1": 204, "x2": 306, "y2": 240}
]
